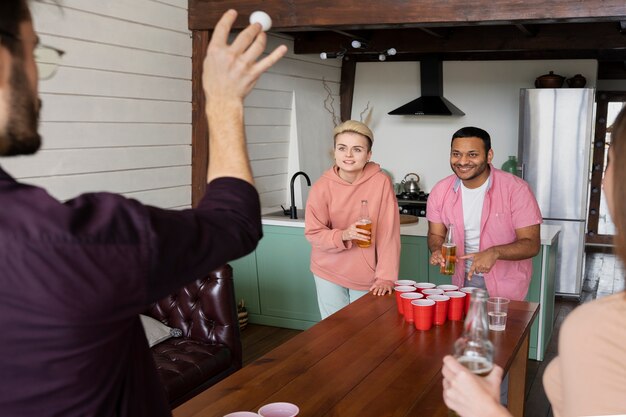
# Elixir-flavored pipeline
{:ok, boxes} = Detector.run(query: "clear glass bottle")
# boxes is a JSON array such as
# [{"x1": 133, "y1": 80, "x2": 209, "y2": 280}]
[
  {"x1": 448, "y1": 288, "x2": 494, "y2": 417},
  {"x1": 355, "y1": 200, "x2": 372, "y2": 248},
  {"x1": 440, "y1": 224, "x2": 456, "y2": 275},
  {"x1": 454, "y1": 288, "x2": 494, "y2": 373}
]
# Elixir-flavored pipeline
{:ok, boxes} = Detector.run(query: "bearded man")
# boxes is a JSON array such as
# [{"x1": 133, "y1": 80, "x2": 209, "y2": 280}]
[
  {"x1": 426, "y1": 126, "x2": 542, "y2": 301},
  {"x1": 0, "y1": 1, "x2": 286, "y2": 415}
]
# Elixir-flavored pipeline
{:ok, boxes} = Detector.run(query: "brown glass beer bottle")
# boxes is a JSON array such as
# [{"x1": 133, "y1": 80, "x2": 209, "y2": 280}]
[
  {"x1": 355, "y1": 200, "x2": 372, "y2": 248},
  {"x1": 440, "y1": 224, "x2": 456, "y2": 275}
]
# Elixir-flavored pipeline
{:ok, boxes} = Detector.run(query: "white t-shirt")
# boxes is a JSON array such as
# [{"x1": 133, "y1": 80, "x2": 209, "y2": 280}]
[{"x1": 462, "y1": 178, "x2": 489, "y2": 273}]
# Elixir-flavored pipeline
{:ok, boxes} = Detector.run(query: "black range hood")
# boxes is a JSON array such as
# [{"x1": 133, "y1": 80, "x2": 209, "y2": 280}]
[{"x1": 388, "y1": 58, "x2": 465, "y2": 116}]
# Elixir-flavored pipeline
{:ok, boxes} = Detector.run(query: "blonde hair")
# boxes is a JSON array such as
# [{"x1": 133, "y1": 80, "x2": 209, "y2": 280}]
[{"x1": 333, "y1": 120, "x2": 373, "y2": 150}]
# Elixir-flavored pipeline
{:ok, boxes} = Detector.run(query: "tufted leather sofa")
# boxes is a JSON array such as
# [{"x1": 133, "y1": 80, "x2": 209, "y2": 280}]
[{"x1": 145, "y1": 264, "x2": 242, "y2": 407}]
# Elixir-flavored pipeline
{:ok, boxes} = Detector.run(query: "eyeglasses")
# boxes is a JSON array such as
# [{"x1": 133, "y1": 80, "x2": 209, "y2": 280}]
[
  {"x1": 0, "y1": 28, "x2": 65, "y2": 80},
  {"x1": 34, "y1": 44, "x2": 65, "y2": 80}
]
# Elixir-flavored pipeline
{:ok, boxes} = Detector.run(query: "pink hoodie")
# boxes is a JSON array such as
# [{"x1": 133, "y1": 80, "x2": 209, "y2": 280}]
[{"x1": 305, "y1": 162, "x2": 400, "y2": 290}]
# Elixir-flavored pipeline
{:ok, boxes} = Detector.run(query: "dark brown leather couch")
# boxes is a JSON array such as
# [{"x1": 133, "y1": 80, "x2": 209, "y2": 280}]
[{"x1": 145, "y1": 264, "x2": 242, "y2": 407}]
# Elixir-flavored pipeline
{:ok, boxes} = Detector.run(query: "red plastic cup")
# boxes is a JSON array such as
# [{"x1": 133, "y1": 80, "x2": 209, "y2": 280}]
[
  {"x1": 427, "y1": 294, "x2": 450, "y2": 325},
  {"x1": 400, "y1": 292, "x2": 424, "y2": 322},
  {"x1": 421, "y1": 288, "x2": 444, "y2": 297},
  {"x1": 394, "y1": 279, "x2": 416, "y2": 287},
  {"x1": 446, "y1": 291, "x2": 466, "y2": 321},
  {"x1": 411, "y1": 299, "x2": 435, "y2": 331},
  {"x1": 436, "y1": 284, "x2": 459, "y2": 292},
  {"x1": 394, "y1": 285, "x2": 417, "y2": 315},
  {"x1": 460, "y1": 287, "x2": 480, "y2": 314},
  {"x1": 414, "y1": 282, "x2": 436, "y2": 294}
]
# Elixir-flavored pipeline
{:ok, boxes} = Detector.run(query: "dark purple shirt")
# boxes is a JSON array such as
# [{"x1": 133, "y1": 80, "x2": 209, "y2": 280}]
[{"x1": 0, "y1": 166, "x2": 262, "y2": 417}]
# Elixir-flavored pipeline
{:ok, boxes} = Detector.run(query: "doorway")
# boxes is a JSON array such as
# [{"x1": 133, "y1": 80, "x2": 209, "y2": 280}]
[{"x1": 586, "y1": 92, "x2": 626, "y2": 248}]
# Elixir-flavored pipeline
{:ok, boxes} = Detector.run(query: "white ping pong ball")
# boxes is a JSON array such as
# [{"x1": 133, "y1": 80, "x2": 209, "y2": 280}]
[{"x1": 249, "y1": 11, "x2": 272, "y2": 32}]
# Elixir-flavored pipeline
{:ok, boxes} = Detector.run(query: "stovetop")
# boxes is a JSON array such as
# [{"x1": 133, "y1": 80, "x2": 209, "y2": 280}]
[
  {"x1": 396, "y1": 191, "x2": 428, "y2": 217},
  {"x1": 396, "y1": 191, "x2": 429, "y2": 202}
]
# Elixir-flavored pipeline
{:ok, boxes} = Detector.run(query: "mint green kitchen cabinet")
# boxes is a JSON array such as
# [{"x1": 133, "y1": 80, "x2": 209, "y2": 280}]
[
  {"x1": 398, "y1": 235, "x2": 453, "y2": 286},
  {"x1": 256, "y1": 227, "x2": 320, "y2": 327},
  {"x1": 230, "y1": 225, "x2": 321, "y2": 330},
  {"x1": 428, "y1": 264, "x2": 456, "y2": 287},
  {"x1": 526, "y1": 237, "x2": 558, "y2": 361},
  {"x1": 399, "y1": 235, "x2": 429, "y2": 282}
]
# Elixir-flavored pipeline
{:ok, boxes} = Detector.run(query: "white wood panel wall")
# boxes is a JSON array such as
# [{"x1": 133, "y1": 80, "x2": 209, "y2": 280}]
[
  {"x1": 1, "y1": 1, "x2": 340, "y2": 211},
  {"x1": 0, "y1": 0, "x2": 192, "y2": 209},
  {"x1": 246, "y1": 33, "x2": 341, "y2": 209}
]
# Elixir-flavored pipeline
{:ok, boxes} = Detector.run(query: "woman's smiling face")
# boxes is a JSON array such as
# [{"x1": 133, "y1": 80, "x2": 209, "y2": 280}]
[{"x1": 334, "y1": 132, "x2": 372, "y2": 181}]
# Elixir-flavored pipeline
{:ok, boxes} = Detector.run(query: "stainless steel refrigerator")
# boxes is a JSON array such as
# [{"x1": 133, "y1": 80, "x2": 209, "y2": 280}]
[{"x1": 518, "y1": 88, "x2": 595, "y2": 297}]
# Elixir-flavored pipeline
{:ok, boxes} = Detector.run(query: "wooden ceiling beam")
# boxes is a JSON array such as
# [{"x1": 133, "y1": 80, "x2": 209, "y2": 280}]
[
  {"x1": 418, "y1": 27, "x2": 448, "y2": 39},
  {"x1": 329, "y1": 29, "x2": 364, "y2": 40},
  {"x1": 189, "y1": 0, "x2": 626, "y2": 30},
  {"x1": 347, "y1": 49, "x2": 626, "y2": 62},
  {"x1": 293, "y1": 23, "x2": 626, "y2": 55},
  {"x1": 598, "y1": 61, "x2": 626, "y2": 79},
  {"x1": 514, "y1": 24, "x2": 538, "y2": 37}
]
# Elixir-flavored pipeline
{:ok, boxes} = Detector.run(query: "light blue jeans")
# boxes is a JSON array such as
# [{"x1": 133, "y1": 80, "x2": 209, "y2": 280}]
[{"x1": 313, "y1": 275, "x2": 368, "y2": 319}]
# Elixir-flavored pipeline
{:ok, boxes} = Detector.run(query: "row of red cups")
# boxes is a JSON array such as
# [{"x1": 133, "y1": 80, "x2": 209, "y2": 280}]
[{"x1": 394, "y1": 282, "x2": 479, "y2": 330}]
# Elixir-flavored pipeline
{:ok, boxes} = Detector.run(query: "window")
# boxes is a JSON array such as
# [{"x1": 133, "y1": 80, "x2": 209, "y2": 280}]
[{"x1": 587, "y1": 92, "x2": 626, "y2": 246}]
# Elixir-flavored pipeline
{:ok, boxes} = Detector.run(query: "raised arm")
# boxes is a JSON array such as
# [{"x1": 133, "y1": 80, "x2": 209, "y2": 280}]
[{"x1": 203, "y1": 10, "x2": 287, "y2": 184}]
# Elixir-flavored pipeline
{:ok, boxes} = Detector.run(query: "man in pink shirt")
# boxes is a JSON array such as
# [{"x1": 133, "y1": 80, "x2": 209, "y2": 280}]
[{"x1": 426, "y1": 127, "x2": 542, "y2": 301}]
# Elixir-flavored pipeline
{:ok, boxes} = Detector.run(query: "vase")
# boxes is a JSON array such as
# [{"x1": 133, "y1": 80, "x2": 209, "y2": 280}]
[{"x1": 501, "y1": 155, "x2": 519, "y2": 176}]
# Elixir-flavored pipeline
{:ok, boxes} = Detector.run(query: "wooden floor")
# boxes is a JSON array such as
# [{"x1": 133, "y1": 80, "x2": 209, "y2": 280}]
[{"x1": 240, "y1": 252, "x2": 625, "y2": 416}]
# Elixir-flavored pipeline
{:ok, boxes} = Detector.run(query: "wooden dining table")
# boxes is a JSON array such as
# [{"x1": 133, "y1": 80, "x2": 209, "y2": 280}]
[{"x1": 173, "y1": 293, "x2": 539, "y2": 417}]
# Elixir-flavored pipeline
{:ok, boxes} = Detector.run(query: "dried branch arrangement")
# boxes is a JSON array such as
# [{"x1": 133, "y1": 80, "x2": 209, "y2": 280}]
[
  {"x1": 322, "y1": 78, "x2": 373, "y2": 127},
  {"x1": 322, "y1": 78, "x2": 342, "y2": 127}
]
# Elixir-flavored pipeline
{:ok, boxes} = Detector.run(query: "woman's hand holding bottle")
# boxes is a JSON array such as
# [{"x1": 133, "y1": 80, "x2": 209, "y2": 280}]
[
  {"x1": 343, "y1": 200, "x2": 373, "y2": 248},
  {"x1": 442, "y1": 355, "x2": 508, "y2": 417},
  {"x1": 341, "y1": 222, "x2": 371, "y2": 243}
]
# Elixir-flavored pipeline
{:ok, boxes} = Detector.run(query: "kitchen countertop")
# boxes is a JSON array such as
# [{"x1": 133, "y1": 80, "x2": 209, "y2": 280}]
[
  {"x1": 262, "y1": 216, "x2": 307, "y2": 228},
  {"x1": 261, "y1": 211, "x2": 560, "y2": 245}
]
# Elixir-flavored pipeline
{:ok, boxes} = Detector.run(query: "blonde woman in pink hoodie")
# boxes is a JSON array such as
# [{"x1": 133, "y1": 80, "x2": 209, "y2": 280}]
[{"x1": 305, "y1": 120, "x2": 400, "y2": 319}]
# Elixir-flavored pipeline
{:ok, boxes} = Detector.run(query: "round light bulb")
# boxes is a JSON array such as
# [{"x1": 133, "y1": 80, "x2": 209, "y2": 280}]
[
  {"x1": 387, "y1": 48, "x2": 397, "y2": 56},
  {"x1": 351, "y1": 40, "x2": 362, "y2": 49},
  {"x1": 320, "y1": 52, "x2": 328, "y2": 60},
  {"x1": 378, "y1": 54, "x2": 386, "y2": 61},
  {"x1": 249, "y1": 11, "x2": 272, "y2": 32}
]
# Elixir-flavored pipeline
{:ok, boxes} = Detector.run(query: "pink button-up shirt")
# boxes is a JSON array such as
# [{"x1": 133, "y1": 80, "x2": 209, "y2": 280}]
[{"x1": 426, "y1": 167, "x2": 542, "y2": 300}]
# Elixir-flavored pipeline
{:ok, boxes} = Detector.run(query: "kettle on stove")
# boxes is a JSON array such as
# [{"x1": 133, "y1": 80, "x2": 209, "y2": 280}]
[{"x1": 401, "y1": 173, "x2": 421, "y2": 194}]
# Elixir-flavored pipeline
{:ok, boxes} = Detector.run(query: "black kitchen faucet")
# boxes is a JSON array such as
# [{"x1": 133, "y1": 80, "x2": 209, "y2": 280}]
[{"x1": 289, "y1": 171, "x2": 311, "y2": 219}]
